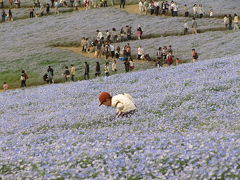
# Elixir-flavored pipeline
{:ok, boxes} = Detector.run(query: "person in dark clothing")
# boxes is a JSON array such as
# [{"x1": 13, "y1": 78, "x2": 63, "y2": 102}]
[
  {"x1": 46, "y1": 3, "x2": 50, "y2": 15},
  {"x1": 51, "y1": 0, "x2": 54, "y2": 7},
  {"x1": 1, "y1": 9, "x2": 6, "y2": 22},
  {"x1": 64, "y1": 66, "x2": 70, "y2": 81},
  {"x1": 126, "y1": 26, "x2": 131, "y2": 40},
  {"x1": 70, "y1": 0, "x2": 74, "y2": 7},
  {"x1": 8, "y1": 9, "x2": 13, "y2": 21},
  {"x1": 20, "y1": 70, "x2": 28, "y2": 88},
  {"x1": 29, "y1": 8, "x2": 34, "y2": 18},
  {"x1": 228, "y1": 14, "x2": 233, "y2": 30},
  {"x1": 103, "y1": 0, "x2": 107, "y2": 7},
  {"x1": 84, "y1": 62, "x2": 90, "y2": 80},
  {"x1": 120, "y1": 0, "x2": 125, "y2": 8},
  {"x1": 124, "y1": 59, "x2": 130, "y2": 72},
  {"x1": 95, "y1": 61, "x2": 101, "y2": 77},
  {"x1": 47, "y1": 66, "x2": 54, "y2": 84},
  {"x1": 155, "y1": 3, "x2": 160, "y2": 16}
]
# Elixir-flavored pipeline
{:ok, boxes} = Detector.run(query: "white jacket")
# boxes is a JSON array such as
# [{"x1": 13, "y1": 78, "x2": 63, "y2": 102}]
[{"x1": 111, "y1": 93, "x2": 136, "y2": 113}]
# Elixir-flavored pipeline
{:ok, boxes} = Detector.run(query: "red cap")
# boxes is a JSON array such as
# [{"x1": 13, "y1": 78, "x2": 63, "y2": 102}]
[{"x1": 99, "y1": 92, "x2": 112, "y2": 106}]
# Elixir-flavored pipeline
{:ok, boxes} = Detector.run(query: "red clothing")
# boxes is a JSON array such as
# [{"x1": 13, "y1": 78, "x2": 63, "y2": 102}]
[{"x1": 167, "y1": 55, "x2": 173, "y2": 65}]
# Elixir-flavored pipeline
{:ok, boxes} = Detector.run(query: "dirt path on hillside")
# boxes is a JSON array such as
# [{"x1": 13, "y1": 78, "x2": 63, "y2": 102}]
[
  {"x1": 114, "y1": 4, "x2": 140, "y2": 15},
  {"x1": 58, "y1": 46, "x2": 156, "y2": 65}
]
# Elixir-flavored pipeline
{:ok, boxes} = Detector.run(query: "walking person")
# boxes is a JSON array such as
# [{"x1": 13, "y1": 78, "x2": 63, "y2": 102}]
[
  {"x1": 20, "y1": 70, "x2": 28, "y2": 88},
  {"x1": 192, "y1": 17, "x2": 198, "y2": 34},
  {"x1": 14, "y1": 0, "x2": 20, "y2": 8},
  {"x1": 192, "y1": 4, "x2": 197, "y2": 18},
  {"x1": 70, "y1": 64, "x2": 76, "y2": 81},
  {"x1": 112, "y1": 60, "x2": 117, "y2": 72},
  {"x1": 110, "y1": 43, "x2": 115, "y2": 58},
  {"x1": 47, "y1": 66, "x2": 54, "y2": 84},
  {"x1": 125, "y1": 43, "x2": 131, "y2": 58},
  {"x1": 137, "y1": 46, "x2": 144, "y2": 60},
  {"x1": 29, "y1": 7, "x2": 34, "y2": 18},
  {"x1": 95, "y1": 61, "x2": 101, "y2": 77},
  {"x1": 233, "y1": 13, "x2": 239, "y2": 31},
  {"x1": 192, "y1": 49, "x2": 198, "y2": 63},
  {"x1": 124, "y1": 59, "x2": 130, "y2": 72},
  {"x1": 120, "y1": 0, "x2": 125, "y2": 8},
  {"x1": 223, "y1": 15, "x2": 229, "y2": 29},
  {"x1": 173, "y1": 2, "x2": 178, "y2": 16},
  {"x1": 1, "y1": 9, "x2": 6, "y2": 22},
  {"x1": 136, "y1": 25, "x2": 143, "y2": 40},
  {"x1": 184, "y1": 4, "x2": 189, "y2": 17},
  {"x1": 228, "y1": 14, "x2": 233, "y2": 30},
  {"x1": 138, "y1": 0, "x2": 144, "y2": 13},
  {"x1": 63, "y1": 66, "x2": 70, "y2": 81},
  {"x1": 8, "y1": 9, "x2": 13, "y2": 21},
  {"x1": 197, "y1": 4, "x2": 204, "y2": 18},
  {"x1": 2, "y1": 82, "x2": 9, "y2": 91},
  {"x1": 46, "y1": 3, "x2": 50, "y2": 15},
  {"x1": 104, "y1": 62, "x2": 110, "y2": 77},
  {"x1": 183, "y1": 20, "x2": 189, "y2": 35},
  {"x1": 155, "y1": 0, "x2": 160, "y2": 16},
  {"x1": 156, "y1": 47, "x2": 163, "y2": 66},
  {"x1": 51, "y1": 0, "x2": 54, "y2": 7},
  {"x1": 209, "y1": 9, "x2": 213, "y2": 18},
  {"x1": 84, "y1": 62, "x2": 90, "y2": 80},
  {"x1": 166, "y1": 52, "x2": 173, "y2": 65},
  {"x1": 9, "y1": 0, "x2": 13, "y2": 8},
  {"x1": 54, "y1": 0, "x2": 60, "y2": 15},
  {"x1": 98, "y1": 92, "x2": 137, "y2": 118},
  {"x1": 0, "y1": 0, "x2": 3, "y2": 8}
]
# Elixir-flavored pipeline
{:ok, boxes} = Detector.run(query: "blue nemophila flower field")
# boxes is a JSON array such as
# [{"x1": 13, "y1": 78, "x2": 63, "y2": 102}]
[{"x1": 0, "y1": 54, "x2": 239, "y2": 179}]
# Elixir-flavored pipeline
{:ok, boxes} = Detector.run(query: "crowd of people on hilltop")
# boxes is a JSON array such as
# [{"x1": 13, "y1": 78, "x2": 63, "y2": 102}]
[
  {"x1": 0, "y1": 0, "x2": 114, "y2": 21},
  {"x1": 138, "y1": 0, "x2": 213, "y2": 18}
]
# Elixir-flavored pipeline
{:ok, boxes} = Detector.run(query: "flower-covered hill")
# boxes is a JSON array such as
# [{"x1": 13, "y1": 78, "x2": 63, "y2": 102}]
[{"x1": 0, "y1": 55, "x2": 240, "y2": 179}]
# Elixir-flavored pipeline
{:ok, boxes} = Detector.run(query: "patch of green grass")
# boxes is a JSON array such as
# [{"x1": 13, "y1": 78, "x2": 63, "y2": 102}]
[{"x1": 203, "y1": 85, "x2": 231, "y2": 92}]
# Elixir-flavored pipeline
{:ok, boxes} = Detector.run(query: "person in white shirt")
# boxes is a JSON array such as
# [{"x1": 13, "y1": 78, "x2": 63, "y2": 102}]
[
  {"x1": 138, "y1": 0, "x2": 144, "y2": 13},
  {"x1": 209, "y1": 9, "x2": 213, "y2": 18},
  {"x1": 173, "y1": 2, "x2": 178, "y2": 16},
  {"x1": 109, "y1": 44, "x2": 115, "y2": 58},
  {"x1": 99, "y1": 92, "x2": 136, "y2": 118},
  {"x1": 192, "y1": 4, "x2": 197, "y2": 18},
  {"x1": 96, "y1": 30, "x2": 103, "y2": 41},
  {"x1": 112, "y1": 60, "x2": 117, "y2": 72},
  {"x1": 197, "y1": 4, "x2": 204, "y2": 18},
  {"x1": 233, "y1": 13, "x2": 239, "y2": 30},
  {"x1": 223, "y1": 15, "x2": 229, "y2": 29},
  {"x1": 137, "y1": 46, "x2": 144, "y2": 60}
]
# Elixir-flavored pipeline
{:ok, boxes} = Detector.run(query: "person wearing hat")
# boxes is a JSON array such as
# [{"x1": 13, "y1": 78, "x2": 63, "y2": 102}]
[{"x1": 99, "y1": 92, "x2": 136, "y2": 118}]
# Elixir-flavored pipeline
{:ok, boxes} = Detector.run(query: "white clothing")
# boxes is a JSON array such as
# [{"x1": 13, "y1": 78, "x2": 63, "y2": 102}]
[
  {"x1": 173, "y1": 4, "x2": 178, "y2": 12},
  {"x1": 137, "y1": 47, "x2": 144, "y2": 55},
  {"x1": 111, "y1": 93, "x2": 136, "y2": 113},
  {"x1": 234, "y1": 16, "x2": 239, "y2": 23},
  {"x1": 97, "y1": 31, "x2": 103, "y2": 40},
  {"x1": 193, "y1": 6, "x2": 197, "y2": 15},
  {"x1": 139, "y1": 1, "x2": 143, "y2": 11},
  {"x1": 110, "y1": 44, "x2": 115, "y2": 52},
  {"x1": 104, "y1": 65, "x2": 110, "y2": 73},
  {"x1": 209, "y1": 11, "x2": 213, "y2": 17},
  {"x1": 223, "y1": 17, "x2": 229, "y2": 25},
  {"x1": 112, "y1": 62, "x2": 117, "y2": 71}
]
